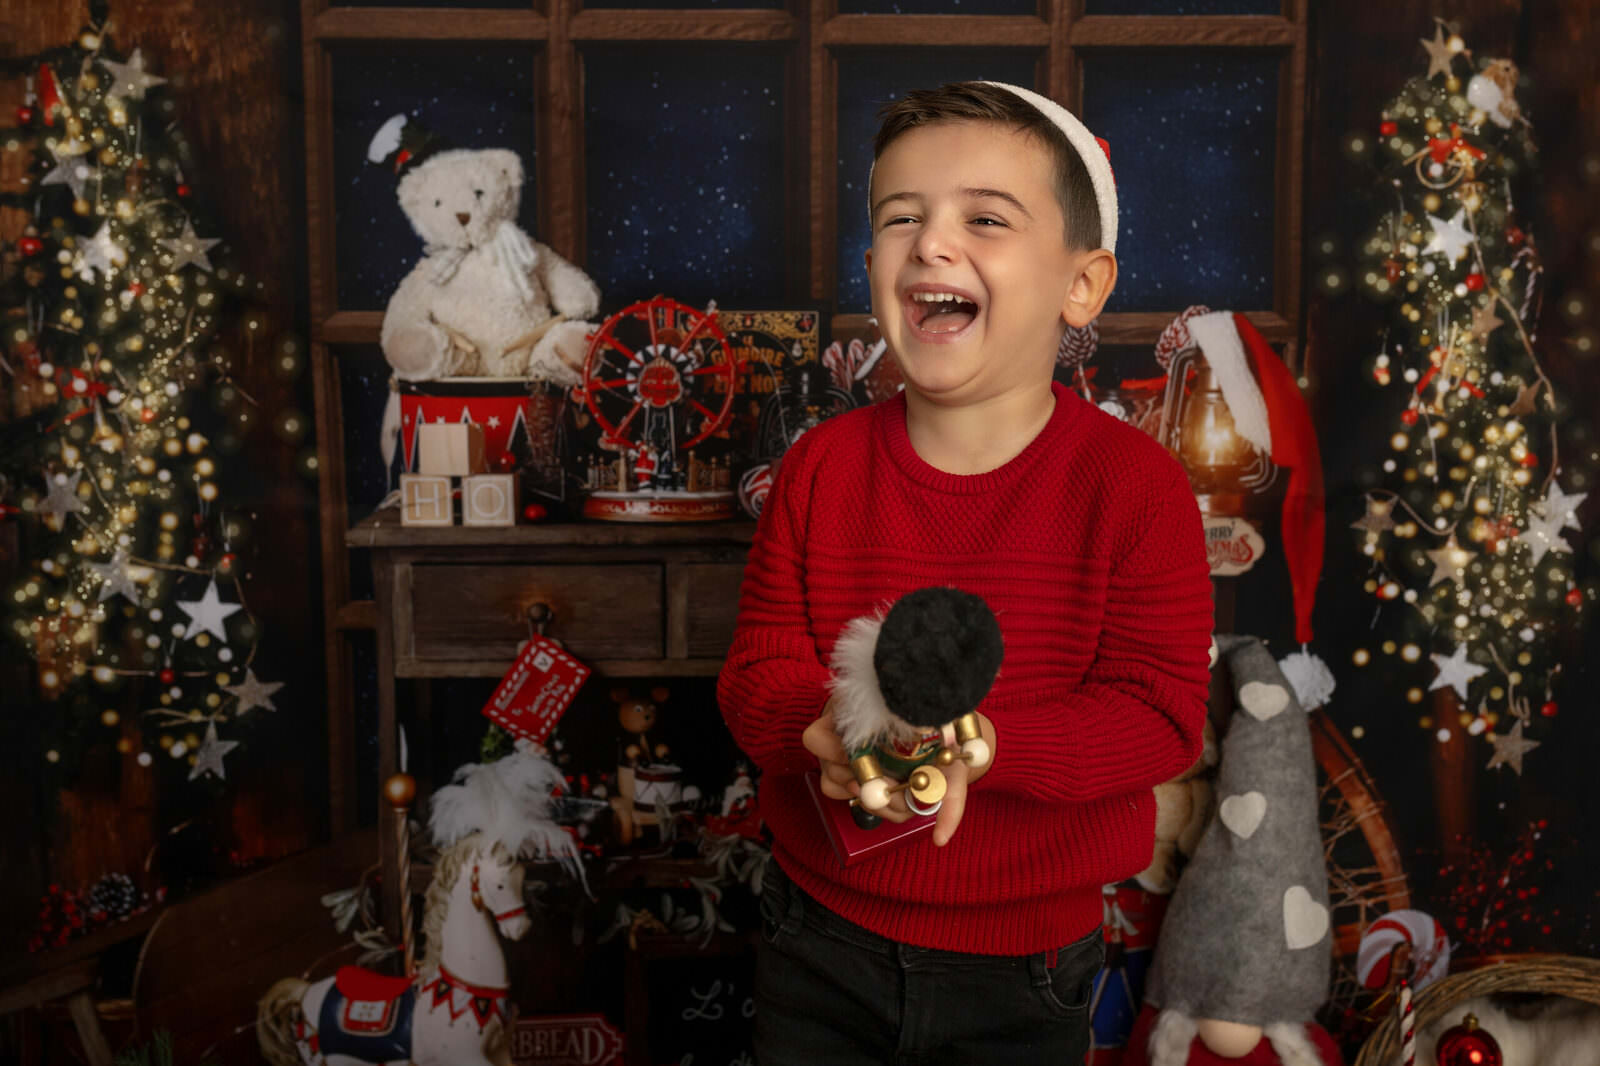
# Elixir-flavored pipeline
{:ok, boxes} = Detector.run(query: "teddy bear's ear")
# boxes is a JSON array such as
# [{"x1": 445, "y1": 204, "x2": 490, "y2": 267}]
[
  {"x1": 649, "y1": 686, "x2": 671, "y2": 703},
  {"x1": 610, "y1": 686, "x2": 632, "y2": 703}
]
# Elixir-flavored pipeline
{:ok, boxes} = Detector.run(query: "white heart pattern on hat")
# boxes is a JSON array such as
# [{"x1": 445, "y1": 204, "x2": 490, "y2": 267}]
[
  {"x1": 1240, "y1": 681, "x2": 1289, "y2": 721},
  {"x1": 1283, "y1": 885, "x2": 1329, "y2": 950},
  {"x1": 1219, "y1": 791, "x2": 1267, "y2": 840}
]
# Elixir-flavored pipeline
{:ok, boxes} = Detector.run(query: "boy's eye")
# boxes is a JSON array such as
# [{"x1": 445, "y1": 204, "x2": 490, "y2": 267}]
[
  {"x1": 971, "y1": 216, "x2": 1005, "y2": 226},
  {"x1": 881, "y1": 215, "x2": 916, "y2": 227}
]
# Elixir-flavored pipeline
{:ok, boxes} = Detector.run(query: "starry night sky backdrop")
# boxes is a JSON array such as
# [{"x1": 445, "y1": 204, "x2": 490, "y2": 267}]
[
  {"x1": 1080, "y1": 52, "x2": 1279, "y2": 312},
  {"x1": 582, "y1": 46, "x2": 788, "y2": 309}
]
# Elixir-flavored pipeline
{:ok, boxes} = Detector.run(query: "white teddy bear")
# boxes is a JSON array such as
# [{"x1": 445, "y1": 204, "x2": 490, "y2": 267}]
[{"x1": 369, "y1": 114, "x2": 600, "y2": 385}]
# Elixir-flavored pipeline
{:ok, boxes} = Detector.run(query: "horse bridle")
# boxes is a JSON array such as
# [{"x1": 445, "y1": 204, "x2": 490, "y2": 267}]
[{"x1": 470, "y1": 862, "x2": 526, "y2": 923}]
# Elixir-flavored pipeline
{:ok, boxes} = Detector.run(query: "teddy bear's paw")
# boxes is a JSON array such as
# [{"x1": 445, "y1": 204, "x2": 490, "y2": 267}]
[
  {"x1": 526, "y1": 320, "x2": 596, "y2": 385},
  {"x1": 384, "y1": 325, "x2": 455, "y2": 380}
]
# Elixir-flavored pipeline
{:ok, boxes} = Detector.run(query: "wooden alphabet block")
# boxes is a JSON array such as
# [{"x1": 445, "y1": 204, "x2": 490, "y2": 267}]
[
  {"x1": 400, "y1": 474, "x2": 454, "y2": 526},
  {"x1": 417, "y1": 421, "x2": 486, "y2": 477},
  {"x1": 462, "y1": 473, "x2": 518, "y2": 526}
]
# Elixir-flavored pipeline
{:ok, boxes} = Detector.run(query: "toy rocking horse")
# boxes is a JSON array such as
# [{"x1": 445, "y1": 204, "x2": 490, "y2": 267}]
[{"x1": 258, "y1": 744, "x2": 580, "y2": 1066}]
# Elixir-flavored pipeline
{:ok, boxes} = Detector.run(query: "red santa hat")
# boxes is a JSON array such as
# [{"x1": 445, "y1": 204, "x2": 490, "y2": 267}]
[{"x1": 1174, "y1": 310, "x2": 1331, "y2": 705}]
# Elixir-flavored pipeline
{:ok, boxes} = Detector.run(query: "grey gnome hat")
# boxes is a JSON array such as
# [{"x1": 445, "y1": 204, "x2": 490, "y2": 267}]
[{"x1": 1145, "y1": 635, "x2": 1331, "y2": 1032}]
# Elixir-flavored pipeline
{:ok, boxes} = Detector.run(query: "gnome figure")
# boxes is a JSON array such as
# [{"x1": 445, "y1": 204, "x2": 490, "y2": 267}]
[
  {"x1": 828, "y1": 587, "x2": 999, "y2": 829},
  {"x1": 1128, "y1": 635, "x2": 1341, "y2": 1066}
]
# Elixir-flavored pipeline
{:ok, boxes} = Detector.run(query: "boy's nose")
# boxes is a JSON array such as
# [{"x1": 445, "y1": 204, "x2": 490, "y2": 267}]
[{"x1": 911, "y1": 220, "x2": 958, "y2": 264}]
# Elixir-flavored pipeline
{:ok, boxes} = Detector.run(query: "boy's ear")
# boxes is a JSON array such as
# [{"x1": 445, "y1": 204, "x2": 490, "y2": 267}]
[
  {"x1": 863, "y1": 247, "x2": 873, "y2": 273},
  {"x1": 1061, "y1": 249, "x2": 1118, "y2": 328}
]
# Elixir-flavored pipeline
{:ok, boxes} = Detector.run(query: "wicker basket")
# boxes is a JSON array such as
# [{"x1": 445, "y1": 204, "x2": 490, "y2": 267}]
[{"x1": 1354, "y1": 954, "x2": 1600, "y2": 1065}]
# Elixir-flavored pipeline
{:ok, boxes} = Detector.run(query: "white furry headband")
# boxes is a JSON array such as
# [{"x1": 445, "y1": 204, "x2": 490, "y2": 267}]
[{"x1": 867, "y1": 82, "x2": 1119, "y2": 255}]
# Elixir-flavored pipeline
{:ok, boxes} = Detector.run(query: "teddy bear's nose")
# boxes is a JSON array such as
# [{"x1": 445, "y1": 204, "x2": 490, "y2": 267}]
[{"x1": 456, "y1": 212, "x2": 471, "y2": 226}]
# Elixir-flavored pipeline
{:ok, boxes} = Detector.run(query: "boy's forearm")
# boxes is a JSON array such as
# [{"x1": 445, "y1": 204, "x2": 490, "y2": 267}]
[
  {"x1": 981, "y1": 471, "x2": 1213, "y2": 805},
  {"x1": 717, "y1": 630, "x2": 833, "y2": 775}
]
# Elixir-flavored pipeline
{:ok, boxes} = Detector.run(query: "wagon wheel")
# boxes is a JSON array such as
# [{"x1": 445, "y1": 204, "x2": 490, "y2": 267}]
[
  {"x1": 581, "y1": 296, "x2": 737, "y2": 454},
  {"x1": 1309, "y1": 708, "x2": 1411, "y2": 1018}
]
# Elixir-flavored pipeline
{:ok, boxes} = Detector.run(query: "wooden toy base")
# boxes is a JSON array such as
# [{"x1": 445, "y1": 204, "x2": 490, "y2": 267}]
[
  {"x1": 804, "y1": 770, "x2": 936, "y2": 867},
  {"x1": 582, "y1": 490, "x2": 736, "y2": 522}
]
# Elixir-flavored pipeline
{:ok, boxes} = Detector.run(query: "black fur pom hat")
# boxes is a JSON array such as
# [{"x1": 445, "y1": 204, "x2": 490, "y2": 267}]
[{"x1": 829, "y1": 587, "x2": 1003, "y2": 754}]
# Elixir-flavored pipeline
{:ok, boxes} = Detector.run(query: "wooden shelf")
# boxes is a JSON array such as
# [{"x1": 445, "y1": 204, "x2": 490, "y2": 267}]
[{"x1": 346, "y1": 511, "x2": 757, "y2": 550}]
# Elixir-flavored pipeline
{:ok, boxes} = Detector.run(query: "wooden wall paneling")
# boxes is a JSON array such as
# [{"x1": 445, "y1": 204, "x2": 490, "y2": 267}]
[{"x1": 374, "y1": 551, "x2": 401, "y2": 935}]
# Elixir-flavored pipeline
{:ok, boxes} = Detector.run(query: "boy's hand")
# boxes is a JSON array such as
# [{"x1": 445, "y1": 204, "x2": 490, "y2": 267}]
[{"x1": 803, "y1": 701, "x2": 997, "y2": 843}]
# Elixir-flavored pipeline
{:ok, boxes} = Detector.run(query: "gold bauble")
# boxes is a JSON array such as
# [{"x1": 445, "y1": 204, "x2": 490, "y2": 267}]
[{"x1": 383, "y1": 773, "x2": 417, "y2": 809}]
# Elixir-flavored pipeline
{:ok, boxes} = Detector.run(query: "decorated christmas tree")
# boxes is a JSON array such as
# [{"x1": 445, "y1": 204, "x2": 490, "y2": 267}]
[
  {"x1": 1349, "y1": 21, "x2": 1586, "y2": 774},
  {"x1": 1, "y1": 14, "x2": 279, "y2": 783}
]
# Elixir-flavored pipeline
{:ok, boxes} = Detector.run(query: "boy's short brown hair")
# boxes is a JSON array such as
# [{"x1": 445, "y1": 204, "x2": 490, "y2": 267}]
[{"x1": 872, "y1": 81, "x2": 1102, "y2": 252}]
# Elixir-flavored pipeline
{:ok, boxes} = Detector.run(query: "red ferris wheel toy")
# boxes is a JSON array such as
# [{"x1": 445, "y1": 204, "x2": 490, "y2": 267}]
[
  {"x1": 578, "y1": 296, "x2": 741, "y2": 521},
  {"x1": 580, "y1": 295, "x2": 738, "y2": 451}
]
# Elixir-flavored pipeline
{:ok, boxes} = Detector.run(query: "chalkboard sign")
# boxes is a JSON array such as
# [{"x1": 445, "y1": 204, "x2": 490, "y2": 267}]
[{"x1": 629, "y1": 936, "x2": 757, "y2": 1066}]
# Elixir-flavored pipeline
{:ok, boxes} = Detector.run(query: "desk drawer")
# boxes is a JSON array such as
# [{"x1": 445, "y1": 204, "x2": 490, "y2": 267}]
[{"x1": 406, "y1": 564, "x2": 663, "y2": 662}]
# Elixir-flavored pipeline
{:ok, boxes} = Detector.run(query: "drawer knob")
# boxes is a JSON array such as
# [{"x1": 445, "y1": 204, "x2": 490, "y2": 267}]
[{"x1": 527, "y1": 602, "x2": 553, "y2": 637}]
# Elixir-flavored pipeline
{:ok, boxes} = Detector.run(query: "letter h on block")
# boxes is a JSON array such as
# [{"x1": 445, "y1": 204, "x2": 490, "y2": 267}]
[
  {"x1": 463, "y1": 473, "x2": 518, "y2": 526},
  {"x1": 400, "y1": 474, "x2": 454, "y2": 526}
]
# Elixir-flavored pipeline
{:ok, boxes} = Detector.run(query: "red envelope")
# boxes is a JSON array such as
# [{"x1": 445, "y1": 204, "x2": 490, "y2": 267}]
[{"x1": 481, "y1": 636, "x2": 590, "y2": 744}]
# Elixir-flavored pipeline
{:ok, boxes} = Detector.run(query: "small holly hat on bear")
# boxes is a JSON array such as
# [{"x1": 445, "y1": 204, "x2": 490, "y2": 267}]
[
  {"x1": 366, "y1": 112, "x2": 446, "y2": 178},
  {"x1": 1142, "y1": 634, "x2": 1332, "y2": 1066}
]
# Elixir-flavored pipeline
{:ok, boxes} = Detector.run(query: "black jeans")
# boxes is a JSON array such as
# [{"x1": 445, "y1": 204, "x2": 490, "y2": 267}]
[{"x1": 754, "y1": 864, "x2": 1103, "y2": 1066}]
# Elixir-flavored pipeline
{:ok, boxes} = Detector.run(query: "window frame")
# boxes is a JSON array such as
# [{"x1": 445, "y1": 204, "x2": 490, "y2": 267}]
[{"x1": 300, "y1": 0, "x2": 1309, "y2": 832}]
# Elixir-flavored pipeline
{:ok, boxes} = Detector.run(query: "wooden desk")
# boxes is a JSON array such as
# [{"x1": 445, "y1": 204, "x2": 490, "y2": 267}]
[{"x1": 345, "y1": 512, "x2": 757, "y2": 932}]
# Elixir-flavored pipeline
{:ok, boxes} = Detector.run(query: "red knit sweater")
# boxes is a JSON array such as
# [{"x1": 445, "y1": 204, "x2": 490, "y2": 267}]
[{"x1": 717, "y1": 381, "x2": 1214, "y2": 955}]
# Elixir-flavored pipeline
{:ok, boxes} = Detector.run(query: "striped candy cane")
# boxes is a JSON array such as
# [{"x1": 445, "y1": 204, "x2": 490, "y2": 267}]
[{"x1": 1399, "y1": 979, "x2": 1416, "y2": 1066}]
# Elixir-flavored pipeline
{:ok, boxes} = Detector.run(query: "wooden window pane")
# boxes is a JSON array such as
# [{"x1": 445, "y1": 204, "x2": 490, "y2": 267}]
[
  {"x1": 330, "y1": 46, "x2": 539, "y2": 312},
  {"x1": 583, "y1": 45, "x2": 788, "y2": 307},
  {"x1": 331, "y1": 0, "x2": 532, "y2": 8},
  {"x1": 1081, "y1": 51, "x2": 1278, "y2": 312},
  {"x1": 1083, "y1": 0, "x2": 1279, "y2": 13},
  {"x1": 838, "y1": 0, "x2": 1035, "y2": 13},
  {"x1": 834, "y1": 48, "x2": 1039, "y2": 313},
  {"x1": 583, "y1": 0, "x2": 782, "y2": 8}
]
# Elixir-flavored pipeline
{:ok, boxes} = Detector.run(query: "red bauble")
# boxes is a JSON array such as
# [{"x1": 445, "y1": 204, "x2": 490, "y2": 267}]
[
  {"x1": 18, "y1": 236, "x2": 43, "y2": 257},
  {"x1": 1380, "y1": 120, "x2": 1398, "y2": 136},
  {"x1": 1401, "y1": 409, "x2": 1419, "y2": 426},
  {"x1": 158, "y1": 668, "x2": 176, "y2": 684},
  {"x1": 219, "y1": 552, "x2": 237, "y2": 571},
  {"x1": 523, "y1": 504, "x2": 547, "y2": 522},
  {"x1": 16, "y1": 105, "x2": 35, "y2": 124},
  {"x1": 1566, "y1": 588, "x2": 1584, "y2": 607},
  {"x1": 176, "y1": 184, "x2": 192, "y2": 198},
  {"x1": 140, "y1": 407, "x2": 157, "y2": 423},
  {"x1": 494, "y1": 452, "x2": 517, "y2": 473},
  {"x1": 1541, "y1": 701, "x2": 1559, "y2": 718},
  {"x1": 1519, "y1": 452, "x2": 1538, "y2": 468},
  {"x1": 1464, "y1": 273, "x2": 1485, "y2": 291},
  {"x1": 1505, "y1": 225, "x2": 1525, "y2": 246},
  {"x1": 1436, "y1": 1013, "x2": 1502, "y2": 1066}
]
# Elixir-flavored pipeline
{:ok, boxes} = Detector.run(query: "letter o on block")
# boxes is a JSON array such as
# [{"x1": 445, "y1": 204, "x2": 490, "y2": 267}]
[{"x1": 463, "y1": 473, "x2": 518, "y2": 526}]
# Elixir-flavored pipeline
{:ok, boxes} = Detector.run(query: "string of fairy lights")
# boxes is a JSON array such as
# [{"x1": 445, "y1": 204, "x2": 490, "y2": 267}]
[
  {"x1": 2, "y1": 21, "x2": 298, "y2": 781},
  {"x1": 1340, "y1": 22, "x2": 1590, "y2": 774}
]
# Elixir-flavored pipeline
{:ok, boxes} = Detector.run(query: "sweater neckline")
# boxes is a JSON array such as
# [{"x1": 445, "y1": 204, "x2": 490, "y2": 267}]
[{"x1": 878, "y1": 380, "x2": 1079, "y2": 495}]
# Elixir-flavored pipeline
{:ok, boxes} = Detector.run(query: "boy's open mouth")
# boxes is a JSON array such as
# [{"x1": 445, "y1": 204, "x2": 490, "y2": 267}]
[{"x1": 906, "y1": 287, "x2": 981, "y2": 336}]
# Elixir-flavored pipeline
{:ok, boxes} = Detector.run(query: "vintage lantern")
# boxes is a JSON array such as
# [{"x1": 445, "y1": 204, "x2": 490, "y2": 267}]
[{"x1": 1158, "y1": 347, "x2": 1275, "y2": 518}]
